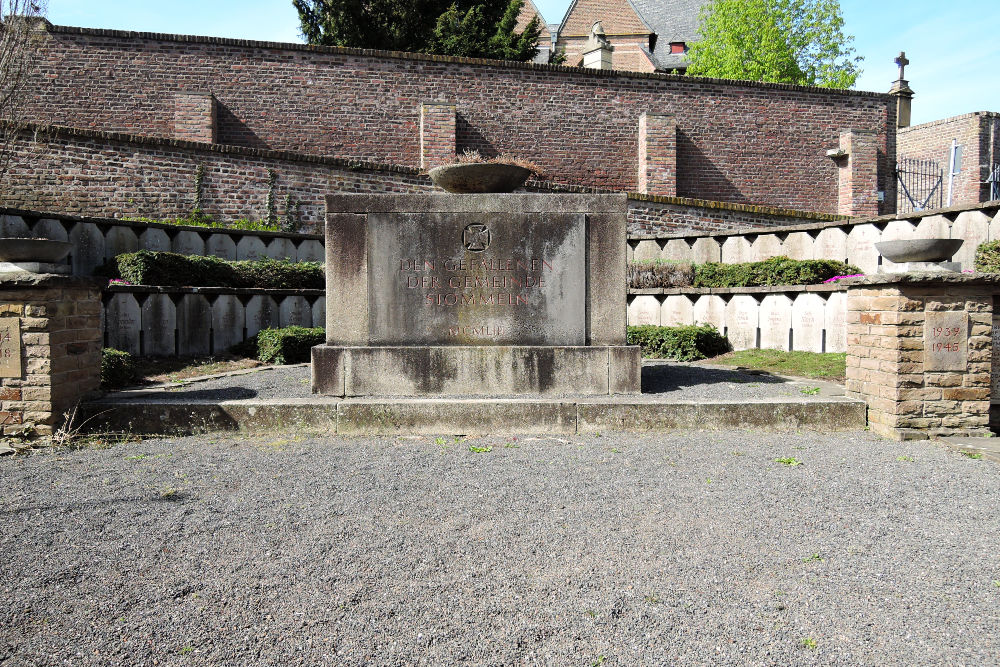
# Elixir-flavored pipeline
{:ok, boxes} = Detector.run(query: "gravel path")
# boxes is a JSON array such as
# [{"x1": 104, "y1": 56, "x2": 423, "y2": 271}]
[
  {"x1": 116, "y1": 361, "x2": 841, "y2": 403},
  {"x1": 2, "y1": 430, "x2": 998, "y2": 665}
]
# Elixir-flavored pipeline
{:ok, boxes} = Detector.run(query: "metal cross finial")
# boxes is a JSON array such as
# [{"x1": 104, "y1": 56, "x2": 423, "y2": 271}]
[{"x1": 895, "y1": 51, "x2": 909, "y2": 80}]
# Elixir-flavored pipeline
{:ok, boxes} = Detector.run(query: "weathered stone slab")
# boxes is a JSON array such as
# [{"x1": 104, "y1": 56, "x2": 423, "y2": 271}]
[
  {"x1": 880, "y1": 220, "x2": 917, "y2": 272},
  {"x1": 177, "y1": 294, "x2": 211, "y2": 356},
  {"x1": 759, "y1": 294, "x2": 792, "y2": 350},
  {"x1": 33, "y1": 218, "x2": 68, "y2": 242},
  {"x1": 310, "y1": 297, "x2": 325, "y2": 333},
  {"x1": 172, "y1": 230, "x2": 205, "y2": 256},
  {"x1": 104, "y1": 226, "x2": 138, "y2": 261},
  {"x1": 628, "y1": 295, "x2": 660, "y2": 326},
  {"x1": 266, "y1": 237, "x2": 296, "y2": 261},
  {"x1": 814, "y1": 227, "x2": 847, "y2": 263},
  {"x1": 279, "y1": 295, "x2": 311, "y2": 328},
  {"x1": 139, "y1": 227, "x2": 171, "y2": 252},
  {"x1": 846, "y1": 223, "x2": 881, "y2": 275},
  {"x1": 914, "y1": 214, "x2": 950, "y2": 239},
  {"x1": 297, "y1": 239, "x2": 324, "y2": 263},
  {"x1": 105, "y1": 293, "x2": 141, "y2": 356},
  {"x1": 69, "y1": 222, "x2": 106, "y2": 276},
  {"x1": 245, "y1": 295, "x2": 278, "y2": 338},
  {"x1": 725, "y1": 295, "x2": 758, "y2": 350},
  {"x1": 0, "y1": 215, "x2": 29, "y2": 238},
  {"x1": 662, "y1": 238, "x2": 692, "y2": 263},
  {"x1": 367, "y1": 211, "x2": 586, "y2": 345},
  {"x1": 586, "y1": 211, "x2": 628, "y2": 345},
  {"x1": 236, "y1": 235, "x2": 266, "y2": 260},
  {"x1": 924, "y1": 311, "x2": 968, "y2": 372},
  {"x1": 691, "y1": 237, "x2": 720, "y2": 263},
  {"x1": 950, "y1": 211, "x2": 990, "y2": 271},
  {"x1": 782, "y1": 232, "x2": 814, "y2": 260},
  {"x1": 206, "y1": 234, "x2": 237, "y2": 260},
  {"x1": 824, "y1": 292, "x2": 847, "y2": 353},
  {"x1": 692, "y1": 294, "x2": 725, "y2": 331},
  {"x1": 721, "y1": 236, "x2": 751, "y2": 264},
  {"x1": 791, "y1": 293, "x2": 825, "y2": 353},
  {"x1": 660, "y1": 295, "x2": 693, "y2": 327},
  {"x1": 750, "y1": 234, "x2": 783, "y2": 261},
  {"x1": 325, "y1": 214, "x2": 367, "y2": 344},
  {"x1": 632, "y1": 239, "x2": 661, "y2": 263},
  {"x1": 211, "y1": 294, "x2": 245, "y2": 354},
  {"x1": 140, "y1": 293, "x2": 176, "y2": 356}
]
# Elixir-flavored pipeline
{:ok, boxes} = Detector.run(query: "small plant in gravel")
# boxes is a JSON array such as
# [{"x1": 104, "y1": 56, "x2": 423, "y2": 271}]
[
  {"x1": 503, "y1": 442, "x2": 519, "y2": 448},
  {"x1": 800, "y1": 637, "x2": 817, "y2": 650},
  {"x1": 897, "y1": 455, "x2": 915, "y2": 462},
  {"x1": 962, "y1": 451, "x2": 983, "y2": 460},
  {"x1": 776, "y1": 457, "x2": 802, "y2": 466},
  {"x1": 732, "y1": 450, "x2": 744, "y2": 456},
  {"x1": 469, "y1": 445, "x2": 492, "y2": 453},
  {"x1": 434, "y1": 437, "x2": 446, "y2": 446},
  {"x1": 802, "y1": 553, "x2": 824, "y2": 563},
  {"x1": 993, "y1": 580, "x2": 1000, "y2": 588},
  {"x1": 800, "y1": 386, "x2": 821, "y2": 395}
]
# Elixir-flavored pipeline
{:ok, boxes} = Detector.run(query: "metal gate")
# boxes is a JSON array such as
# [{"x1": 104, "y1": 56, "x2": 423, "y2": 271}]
[
  {"x1": 896, "y1": 158, "x2": 943, "y2": 212},
  {"x1": 988, "y1": 163, "x2": 1000, "y2": 202}
]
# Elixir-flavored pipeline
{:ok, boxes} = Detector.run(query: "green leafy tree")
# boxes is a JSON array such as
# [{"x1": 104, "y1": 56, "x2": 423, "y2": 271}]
[
  {"x1": 294, "y1": 0, "x2": 540, "y2": 60},
  {"x1": 686, "y1": 0, "x2": 862, "y2": 88}
]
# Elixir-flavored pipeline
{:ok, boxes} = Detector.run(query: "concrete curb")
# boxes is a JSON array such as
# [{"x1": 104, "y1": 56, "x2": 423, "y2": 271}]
[{"x1": 79, "y1": 396, "x2": 867, "y2": 436}]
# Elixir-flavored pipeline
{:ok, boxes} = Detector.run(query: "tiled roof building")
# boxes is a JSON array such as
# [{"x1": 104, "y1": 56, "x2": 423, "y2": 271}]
[{"x1": 555, "y1": 0, "x2": 708, "y2": 72}]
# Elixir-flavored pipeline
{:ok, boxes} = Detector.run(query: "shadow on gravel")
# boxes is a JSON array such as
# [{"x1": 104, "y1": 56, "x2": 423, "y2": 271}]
[
  {"x1": 122, "y1": 387, "x2": 258, "y2": 402},
  {"x1": 642, "y1": 363, "x2": 786, "y2": 394}
]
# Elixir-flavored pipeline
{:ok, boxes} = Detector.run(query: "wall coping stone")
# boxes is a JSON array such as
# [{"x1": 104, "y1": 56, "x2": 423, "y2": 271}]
[
  {"x1": 0, "y1": 273, "x2": 105, "y2": 289},
  {"x1": 632, "y1": 200, "x2": 1000, "y2": 242},
  {"x1": 45, "y1": 23, "x2": 890, "y2": 99},
  {"x1": 0, "y1": 204, "x2": 325, "y2": 242},
  {"x1": 841, "y1": 272, "x2": 1000, "y2": 287},
  {"x1": 628, "y1": 283, "x2": 846, "y2": 296},
  {"x1": 105, "y1": 285, "x2": 325, "y2": 297},
  {"x1": 897, "y1": 111, "x2": 1000, "y2": 135}
]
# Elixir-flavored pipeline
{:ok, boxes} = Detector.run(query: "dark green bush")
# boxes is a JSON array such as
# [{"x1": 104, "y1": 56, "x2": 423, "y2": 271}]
[
  {"x1": 627, "y1": 324, "x2": 730, "y2": 361},
  {"x1": 975, "y1": 241, "x2": 1000, "y2": 272},
  {"x1": 693, "y1": 256, "x2": 861, "y2": 288},
  {"x1": 101, "y1": 251, "x2": 323, "y2": 289},
  {"x1": 101, "y1": 348, "x2": 137, "y2": 389},
  {"x1": 256, "y1": 326, "x2": 324, "y2": 364},
  {"x1": 628, "y1": 261, "x2": 695, "y2": 288}
]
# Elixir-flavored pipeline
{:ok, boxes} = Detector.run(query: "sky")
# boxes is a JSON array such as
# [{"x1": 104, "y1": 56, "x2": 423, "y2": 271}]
[{"x1": 47, "y1": 0, "x2": 1000, "y2": 125}]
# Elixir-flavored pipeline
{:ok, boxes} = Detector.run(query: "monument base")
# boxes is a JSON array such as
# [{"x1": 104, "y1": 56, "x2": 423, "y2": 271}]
[
  {"x1": 312, "y1": 345, "x2": 642, "y2": 397},
  {"x1": 878, "y1": 261, "x2": 959, "y2": 273}
]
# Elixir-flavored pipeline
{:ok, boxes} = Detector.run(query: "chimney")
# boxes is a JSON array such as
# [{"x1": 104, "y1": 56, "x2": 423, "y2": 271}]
[
  {"x1": 582, "y1": 21, "x2": 613, "y2": 70},
  {"x1": 889, "y1": 51, "x2": 914, "y2": 129}
]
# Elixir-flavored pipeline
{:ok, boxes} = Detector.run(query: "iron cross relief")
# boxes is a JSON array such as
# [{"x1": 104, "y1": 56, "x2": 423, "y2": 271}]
[{"x1": 895, "y1": 52, "x2": 909, "y2": 80}]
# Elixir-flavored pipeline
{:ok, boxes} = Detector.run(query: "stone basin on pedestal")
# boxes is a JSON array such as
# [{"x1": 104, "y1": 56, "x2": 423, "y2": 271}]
[
  {"x1": 0, "y1": 238, "x2": 73, "y2": 274},
  {"x1": 875, "y1": 238, "x2": 964, "y2": 273}
]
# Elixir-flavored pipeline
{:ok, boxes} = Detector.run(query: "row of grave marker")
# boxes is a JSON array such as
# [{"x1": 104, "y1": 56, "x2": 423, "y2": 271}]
[
  {"x1": 103, "y1": 292, "x2": 325, "y2": 357},
  {"x1": 627, "y1": 291, "x2": 847, "y2": 353},
  {"x1": 0, "y1": 215, "x2": 324, "y2": 276},
  {"x1": 628, "y1": 208, "x2": 1000, "y2": 274}
]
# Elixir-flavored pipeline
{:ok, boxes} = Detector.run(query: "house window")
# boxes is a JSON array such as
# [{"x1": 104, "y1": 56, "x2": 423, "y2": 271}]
[{"x1": 669, "y1": 42, "x2": 686, "y2": 54}]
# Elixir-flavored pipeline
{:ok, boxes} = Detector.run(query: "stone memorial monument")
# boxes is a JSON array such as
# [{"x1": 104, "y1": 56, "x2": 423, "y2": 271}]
[{"x1": 312, "y1": 193, "x2": 641, "y2": 396}]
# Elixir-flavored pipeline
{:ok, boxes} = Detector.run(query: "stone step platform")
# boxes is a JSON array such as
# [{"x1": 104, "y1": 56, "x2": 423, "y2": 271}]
[{"x1": 80, "y1": 395, "x2": 865, "y2": 436}]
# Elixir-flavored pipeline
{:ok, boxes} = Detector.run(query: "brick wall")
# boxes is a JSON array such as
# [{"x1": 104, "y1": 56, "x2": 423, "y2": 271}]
[
  {"x1": 3, "y1": 127, "x2": 837, "y2": 236},
  {"x1": 897, "y1": 112, "x2": 1000, "y2": 207},
  {"x1": 20, "y1": 24, "x2": 896, "y2": 215},
  {"x1": 173, "y1": 92, "x2": 216, "y2": 143}
]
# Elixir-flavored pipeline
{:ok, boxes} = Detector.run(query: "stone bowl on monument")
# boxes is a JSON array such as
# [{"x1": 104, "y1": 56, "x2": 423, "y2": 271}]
[{"x1": 311, "y1": 181, "x2": 641, "y2": 396}]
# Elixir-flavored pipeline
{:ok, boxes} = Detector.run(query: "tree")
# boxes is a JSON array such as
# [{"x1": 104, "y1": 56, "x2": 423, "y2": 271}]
[
  {"x1": 294, "y1": 0, "x2": 540, "y2": 61},
  {"x1": 0, "y1": 1, "x2": 47, "y2": 190},
  {"x1": 686, "y1": 0, "x2": 862, "y2": 89}
]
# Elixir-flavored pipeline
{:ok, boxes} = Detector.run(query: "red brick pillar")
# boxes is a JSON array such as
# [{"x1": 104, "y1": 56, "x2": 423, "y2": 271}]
[
  {"x1": 419, "y1": 103, "x2": 456, "y2": 170},
  {"x1": 173, "y1": 92, "x2": 217, "y2": 143},
  {"x1": 637, "y1": 113, "x2": 677, "y2": 196},
  {"x1": 836, "y1": 130, "x2": 879, "y2": 217}
]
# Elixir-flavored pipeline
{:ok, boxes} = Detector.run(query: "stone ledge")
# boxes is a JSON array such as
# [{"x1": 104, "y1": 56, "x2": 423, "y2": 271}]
[
  {"x1": 0, "y1": 273, "x2": 104, "y2": 289},
  {"x1": 104, "y1": 285, "x2": 325, "y2": 297},
  {"x1": 326, "y1": 193, "x2": 628, "y2": 214},
  {"x1": 841, "y1": 273, "x2": 1000, "y2": 287},
  {"x1": 628, "y1": 284, "x2": 846, "y2": 296}
]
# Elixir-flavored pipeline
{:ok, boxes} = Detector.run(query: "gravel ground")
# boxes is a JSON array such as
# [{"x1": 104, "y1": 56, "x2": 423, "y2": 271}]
[
  {"x1": 116, "y1": 362, "x2": 840, "y2": 403},
  {"x1": 2, "y1": 430, "x2": 998, "y2": 665}
]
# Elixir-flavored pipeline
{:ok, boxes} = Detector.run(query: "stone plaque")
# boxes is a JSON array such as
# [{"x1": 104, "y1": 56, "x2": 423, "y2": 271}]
[
  {"x1": 0, "y1": 317, "x2": 21, "y2": 377},
  {"x1": 368, "y1": 212, "x2": 585, "y2": 345},
  {"x1": 924, "y1": 311, "x2": 968, "y2": 372}
]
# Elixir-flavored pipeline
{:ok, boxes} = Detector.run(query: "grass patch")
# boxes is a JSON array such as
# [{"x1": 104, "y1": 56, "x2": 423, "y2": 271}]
[
  {"x1": 706, "y1": 349, "x2": 846, "y2": 381},
  {"x1": 134, "y1": 355, "x2": 262, "y2": 384}
]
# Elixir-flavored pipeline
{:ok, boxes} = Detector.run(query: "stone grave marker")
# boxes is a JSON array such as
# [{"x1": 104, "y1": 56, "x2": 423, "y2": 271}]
[
  {"x1": 725, "y1": 295, "x2": 758, "y2": 350},
  {"x1": 759, "y1": 294, "x2": 792, "y2": 350},
  {"x1": 104, "y1": 226, "x2": 138, "y2": 261},
  {"x1": 69, "y1": 222, "x2": 106, "y2": 276},
  {"x1": 236, "y1": 235, "x2": 267, "y2": 260},
  {"x1": 172, "y1": 231, "x2": 205, "y2": 256},
  {"x1": 691, "y1": 237, "x2": 721, "y2": 263},
  {"x1": 0, "y1": 215, "x2": 29, "y2": 238},
  {"x1": 824, "y1": 291, "x2": 847, "y2": 353},
  {"x1": 245, "y1": 295, "x2": 278, "y2": 338},
  {"x1": 211, "y1": 295, "x2": 245, "y2": 354},
  {"x1": 791, "y1": 293, "x2": 825, "y2": 353},
  {"x1": 815, "y1": 227, "x2": 847, "y2": 263},
  {"x1": 33, "y1": 218, "x2": 68, "y2": 242},
  {"x1": 140, "y1": 294, "x2": 176, "y2": 356},
  {"x1": 692, "y1": 294, "x2": 725, "y2": 332},
  {"x1": 266, "y1": 237, "x2": 296, "y2": 261},
  {"x1": 177, "y1": 294, "x2": 211, "y2": 356},
  {"x1": 846, "y1": 223, "x2": 881, "y2": 275},
  {"x1": 628, "y1": 295, "x2": 660, "y2": 326},
  {"x1": 662, "y1": 239, "x2": 692, "y2": 263},
  {"x1": 721, "y1": 236, "x2": 751, "y2": 264},
  {"x1": 782, "y1": 232, "x2": 814, "y2": 260},
  {"x1": 297, "y1": 240, "x2": 324, "y2": 263},
  {"x1": 632, "y1": 239, "x2": 661, "y2": 263},
  {"x1": 206, "y1": 234, "x2": 237, "y2": 260},
  {"x1": 279, "y1": 295, "x2": 312, "y2": 328},
  {"x1": 104, "y1": 293, "x2": 141, "y2": 355},
  {"x1": 924, "y1": 311, "x2": 968, "y2": 372},
  {"x1": 880, "y1": 220, "x2": 916, "y2": 272},
  {"x1": 661, "y1": 295, "x2": 693, "y2": 327},
  {"x1": 310, "y1": 296, "x2": 325, "y2": 331},
  {"x1": 951, "y1": 211, "x2": 990, "y2": 270},
  {"x1": 750, "y1": 234, "x2": 783, "y2": 261},
  {"x1": 139, "y1": 227, "x2": 171, "y2": 252}
]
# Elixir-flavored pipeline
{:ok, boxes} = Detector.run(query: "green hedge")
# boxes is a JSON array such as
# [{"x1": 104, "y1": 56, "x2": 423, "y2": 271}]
[
  {"x1": 101, "y1": 348, "x2": 137, "y2": 389},
  {"x1": 256, "y1": 326, "x2": 324, "y2": 364},
  {"x1": 101, "y1": 251, "x2": 323, "y2": 289},
  {"x1": 975, "y1": 241, "x2": 1000, "y2": 272},
  {"x1": 692, "y1": 256, "x2": 860, "y2": 288},
  {"x1": 627, "y1": 324, "x2": 730, "y2": 361}
]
